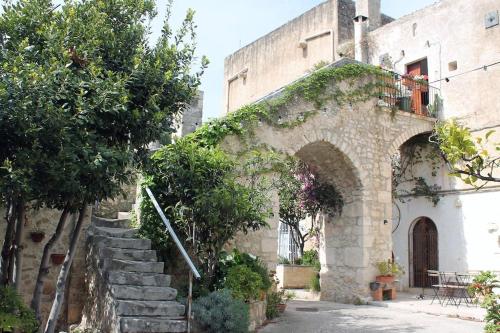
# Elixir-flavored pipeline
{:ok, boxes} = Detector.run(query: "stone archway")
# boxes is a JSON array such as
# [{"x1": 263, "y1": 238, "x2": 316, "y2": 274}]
[
  {"x1": 224, "y1": 62, "x2": 436, "y2": 303},
  {"x1": 296, "y1": 141, "x2": 365, "y2": 302}
]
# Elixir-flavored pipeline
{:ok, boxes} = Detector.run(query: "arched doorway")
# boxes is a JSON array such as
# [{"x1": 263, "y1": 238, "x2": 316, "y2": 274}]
[{"x1": 410, "y1": 217, "x2": 438, "y2": 288}]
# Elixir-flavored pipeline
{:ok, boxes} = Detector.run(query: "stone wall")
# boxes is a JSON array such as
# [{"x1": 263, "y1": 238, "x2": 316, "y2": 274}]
[
  {"x1": 248, "y1": 300, "x2": 267, "y2": 332},
  {"x1": 276, "y1": 265, "x2": 317, "y2": 289},
  {"x1": 224, "y1": 69, "x2": 434, "y2": 302},
  {"x1": 0, "y1": 206, "x2": 91, "y2": 329}
]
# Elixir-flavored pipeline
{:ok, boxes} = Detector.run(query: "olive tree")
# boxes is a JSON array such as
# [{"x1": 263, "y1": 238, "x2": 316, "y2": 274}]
[{"x1": 0, "y1": 0, "x2": 207, "y2": 331}]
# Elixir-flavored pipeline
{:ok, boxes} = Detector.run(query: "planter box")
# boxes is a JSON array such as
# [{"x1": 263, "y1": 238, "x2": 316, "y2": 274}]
[
  {"x1": 248, "y1": 299, "x2": 266, "y2": 332},
  {"x1": 276, "y1": 265, "x2": 317, "y2": 289}
]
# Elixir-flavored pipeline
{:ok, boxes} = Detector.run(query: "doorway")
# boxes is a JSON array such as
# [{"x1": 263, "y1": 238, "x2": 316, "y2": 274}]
[
  {"x1": 410, "y1": 217, "x2": 438, "y2": 288},
  {"x1": 406, "y1": 58, "x2": 429, "y2": 115}
]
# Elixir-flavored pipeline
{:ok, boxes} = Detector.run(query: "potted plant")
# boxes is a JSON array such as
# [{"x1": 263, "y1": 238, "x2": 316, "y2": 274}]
[
  {"x1": 50, "y1": 253, "x2": 66, "y2": 265},
  {"x1": 375, "y1": 259, "x2": 404, "y2": 284},
  {"x1": 30, "y1": 230, "x2": 45, "y2": 243},
  {"x1": 276, "y1": 290, "x2": 295, "y2": 313}
]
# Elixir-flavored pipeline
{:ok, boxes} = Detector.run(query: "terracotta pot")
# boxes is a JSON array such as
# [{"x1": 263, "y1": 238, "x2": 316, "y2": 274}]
[
  {"x1": 30, "y1": 231, "x2": 45, "y2": 243},
  {"x1": 50, "y1": 253, "x2": 66, "y2": 265},
  {"x1": 376, "y1": 275, "x2": 395, "y2": 284},
  {"x1": 277, "y1": 303, "x2": 287, "y2": 313}
]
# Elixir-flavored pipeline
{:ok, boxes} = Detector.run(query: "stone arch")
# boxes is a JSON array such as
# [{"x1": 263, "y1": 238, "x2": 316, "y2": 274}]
[
  {"x1": 387, "y1": 124, "x2": 434, "y2": 159},
  {"x1": 293, "y1": 140, "x2": 366, "y2": 302}
]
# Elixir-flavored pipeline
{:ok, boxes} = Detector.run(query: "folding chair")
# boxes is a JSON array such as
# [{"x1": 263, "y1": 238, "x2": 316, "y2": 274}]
[{"x1": 427, "y1": 270, "x2": 444, "y2": 305}]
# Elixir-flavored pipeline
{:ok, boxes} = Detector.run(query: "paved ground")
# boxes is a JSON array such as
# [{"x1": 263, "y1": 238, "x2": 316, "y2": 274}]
[{"x1": 259, "y1": 300, "x2": 485, "y2": 333}]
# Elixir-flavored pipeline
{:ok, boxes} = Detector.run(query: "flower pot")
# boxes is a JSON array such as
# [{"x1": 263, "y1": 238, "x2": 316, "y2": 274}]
[
  {"x1": 376, "y1": 275, "x2": 395, "y2": 284},
  {"x1": 277, "y1": 303, "x2": 287, "y2": 313},
  {"x1": 50, "y1": 253, "x2": 66, "y2": 265},
  {"x1": 30, "y1": 231, "x2": 45, "y2": 243}
]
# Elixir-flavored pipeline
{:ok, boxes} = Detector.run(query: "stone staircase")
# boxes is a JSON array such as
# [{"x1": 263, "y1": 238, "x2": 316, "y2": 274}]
[{"x1": 80, "y1": 216, "x2": 187, "y2": 333}]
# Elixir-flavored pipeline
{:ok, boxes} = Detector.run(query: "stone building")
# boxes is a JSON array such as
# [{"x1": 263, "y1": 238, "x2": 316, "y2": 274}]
[{"x1": 223, "y1": 0, "x2": 500, "y2": 299}]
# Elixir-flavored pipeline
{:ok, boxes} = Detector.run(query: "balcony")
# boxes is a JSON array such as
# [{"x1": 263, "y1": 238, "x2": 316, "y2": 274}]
[{"x1": 377, "y1": 71, "x2": 441, "y2": 118}]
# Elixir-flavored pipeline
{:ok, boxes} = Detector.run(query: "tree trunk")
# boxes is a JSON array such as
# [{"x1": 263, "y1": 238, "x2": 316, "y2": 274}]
[
  {"x1": 31, "y1": 204, "x2": 70, "y2": 324},
  {"x1": 1, "y1": 200, "x2": 17, "y2": 285},
  {"x1": 44, "y1": 205, "x2": 87, "y2": 333},
  {"x1": 14, "y1": 201, "x2": 26, "y2": 293}
]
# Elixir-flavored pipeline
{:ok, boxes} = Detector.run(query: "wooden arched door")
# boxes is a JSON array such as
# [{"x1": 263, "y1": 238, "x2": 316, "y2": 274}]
[{"x1": 412, "y1": 217, "x2": 438, "y2": 288}]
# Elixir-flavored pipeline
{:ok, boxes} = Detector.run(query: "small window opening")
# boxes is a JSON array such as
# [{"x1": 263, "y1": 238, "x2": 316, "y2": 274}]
[
  {"x1": 412, "y1": 23, "x2": 418, "y2": 37},
  {"x1": 448, "y1": 61, "x2": 458, "y2": 72}
]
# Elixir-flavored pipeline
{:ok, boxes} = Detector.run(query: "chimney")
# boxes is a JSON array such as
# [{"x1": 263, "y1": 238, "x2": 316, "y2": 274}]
[
  {"x1": 353, "y1": 0, "x2": 380, "y2": 63},
  {"x1": 355, "y1": 0, "x2": 381, "y2": 31}
]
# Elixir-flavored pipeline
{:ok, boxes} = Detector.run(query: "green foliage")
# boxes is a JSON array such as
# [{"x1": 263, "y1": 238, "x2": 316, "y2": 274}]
[
  {"x1": 215, "y1": 249, "x2": 271, "y2": 292},
  {"x1": 139, "y1": 140, "x2": 271, "y2": 289},
  {"x1": 277, "y1": 157, "x2": 343, "y2": 255},
  {"x1": 224, "y1": 265, "x2": 263, "y2": 302},
  {"x1": 265, "y1": 291, "x2": 281, "y2": 319},
  {"x1": 375, "y1": 259, "x2": 404, "y2": 277},
  {"x1": 310, "y1": 273, "x2": 321, "y2": 292},
  {"x1": 0, "y1": 0, "x2": 206, "y2": 213},
  {"x1": 185, "y1": 63, "x2": 390, "y2": 148},
  {"x1": 468, "y1": 271, "x2": 500, "y2": 333},
  {"x1": 0, "y1": 287, "x2": 38, "y2": 332},
  {"x1": 192, "y1": 289, "x2": 249, "y2": 333},
  {"x1": 301, "y1": 250, "x2": 321, "y2": 271},
  {"x1": 433, "y1": 119, "x2": 500, "y2": 185},
  {"x1": 392, "y1": 135, "x2": 443, "y2": 206},
  {"x1": 277, "y1": 256, "x2": 290, "y2": 265}
]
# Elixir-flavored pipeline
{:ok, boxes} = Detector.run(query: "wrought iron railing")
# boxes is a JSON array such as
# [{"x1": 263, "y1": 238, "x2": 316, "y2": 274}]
[{"x1": 377, "y1": 70, "x2": 441, "y2": 118}]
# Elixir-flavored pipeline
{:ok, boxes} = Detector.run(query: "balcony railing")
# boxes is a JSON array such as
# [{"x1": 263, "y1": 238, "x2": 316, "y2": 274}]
[{"x1": 377, "y1": 70, "x2": 441, "y2": 118}]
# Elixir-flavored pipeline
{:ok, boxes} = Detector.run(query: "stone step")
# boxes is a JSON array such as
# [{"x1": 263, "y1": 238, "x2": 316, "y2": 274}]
[
  {"x1": 107, "y1": 271, "x2": 171, "y2": 287},
  {"x1": 103, "y1": 259, "x2": 164, "y2": 273},
  {"x1": 111, "y1": 285, "x2": 177, "y2": 301},
  {"x1": 115, "y1": 300, "x2": 185, "y2": 317},
  {"x1": 92, "y1": 235, "x2": 151, "y2": 250},
  {"x1": 93, "y1": 226, "x2": 138, "y2": 238},
  {"x1": 117, "y1": 211, "x2": 132, "y2": 220},
  {"x1": 92, "y1": 215, "x2": 131, "y2": 229},
  {"x1": 99, "y1": 247, "x2": 157, "y2": 262},
  {"x1": 120, "y1": 317, "x2": 187, "y2": 333}
]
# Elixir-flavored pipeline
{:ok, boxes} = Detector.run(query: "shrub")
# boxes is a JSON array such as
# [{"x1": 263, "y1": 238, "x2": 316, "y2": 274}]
[
  {"x1": 310, "y1": 273, "x2": 321, "y2": 292},
  {"x1": 278, "y1": 256, "x2": 290, "y2": 265},
  {"x1": 301, "y1": 250, "x2": 321, "y2": 271},
  {"x1": 265, "y1": 291, "x2": 281, "y2": 319},
  {"x1": 224, "y1": 265, "x2": 263, "y2": 302},
  {"x1": 193, "y1": 289, "x2": 249, "y2": 333},
  {"x1": 468, "y1": 271, "x2": 499, "y2": 333},
  {"x1": 0, "y1": 286, "x2": 38, "y2": 333},
  {"x1": 216, "y1": 249, "x2": 271, "y2": 291}
]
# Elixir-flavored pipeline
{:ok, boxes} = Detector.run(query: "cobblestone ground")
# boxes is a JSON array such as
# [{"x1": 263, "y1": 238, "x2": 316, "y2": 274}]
[{"x1": 259, "y1": 300, "x2": 484, "y2": 333}]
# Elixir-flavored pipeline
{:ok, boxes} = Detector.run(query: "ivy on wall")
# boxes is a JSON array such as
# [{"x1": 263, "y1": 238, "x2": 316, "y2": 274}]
[{"x1": 184, "y1": 63, "x2": 391, "y2": 148}]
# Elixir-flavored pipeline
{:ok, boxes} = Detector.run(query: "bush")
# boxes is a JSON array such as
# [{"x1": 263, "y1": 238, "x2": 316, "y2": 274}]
[
  {"x1": 278, "y1": 256, "x2": 290, "y2": 265},
  {"x1": 301, "y1": 250, "x2": 320, "y2": 271},
  {"x1": 224, "y1": 265, "x2": 263, "y2": 302},
  {"x1": 216, "y1": 249, "x2": 271, "y2": 291},
  {"x1": 468, "y1": 271, "x2": 499, "y2": 333},
  {"x1": 193, "y1": 289, "x2": 249, "y2": 333},
  {"x1": 0, "y1": 287, "x2": 38, "y2": 333},
  {"x1": 265, "y1": 291, "x2": 281, "y2": 319},
  {"x1": 310, "y1": 273, "x2": 321, "y2": 292}
]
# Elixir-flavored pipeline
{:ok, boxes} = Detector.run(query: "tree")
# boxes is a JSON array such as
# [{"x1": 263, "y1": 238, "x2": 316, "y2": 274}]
[
  {"x1": 277, "y1": 159, "x2": 343, "y2": 257},
  {"x1": 0, "y1": 0, "x2": 206, "y2": 331},
  {"x1": 433, "y1": 119, "x2": 500, "y2": 185},
  {"x1": 139, "y1": 140, "x2": 271, "y2": 291}
]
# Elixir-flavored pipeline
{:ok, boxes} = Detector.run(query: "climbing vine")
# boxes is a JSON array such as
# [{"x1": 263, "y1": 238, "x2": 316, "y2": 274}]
[
  {"x1": 392, "y1": 134, "x2": 443, "y2": 206},
  {"x1": 184, "y1": 63, "x2": 392, "y2": 148}
]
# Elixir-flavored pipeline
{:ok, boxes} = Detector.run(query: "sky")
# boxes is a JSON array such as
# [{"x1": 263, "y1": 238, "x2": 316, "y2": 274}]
[{"x1": 85, "y1": 0, "x2": 440, "y2": 121}]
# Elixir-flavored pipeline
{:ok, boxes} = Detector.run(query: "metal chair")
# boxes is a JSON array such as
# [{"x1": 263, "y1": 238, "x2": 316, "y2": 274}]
[{"x1": 427, "y1": 270, "x2": 444, "y2": 305}]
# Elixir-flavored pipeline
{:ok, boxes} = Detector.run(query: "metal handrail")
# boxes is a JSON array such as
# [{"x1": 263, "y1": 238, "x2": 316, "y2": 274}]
[{"x1": 145, "y1": 187, "x2": 201, "y2": 279}]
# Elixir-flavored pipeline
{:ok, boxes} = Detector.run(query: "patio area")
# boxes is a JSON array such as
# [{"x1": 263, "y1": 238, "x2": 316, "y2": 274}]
[
  {"x1": 368, "y1": 292, "x2": 486, "y2": 322},
  {"x1": 259, "y1": 299, "x2": 484, "y2": 333}
]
